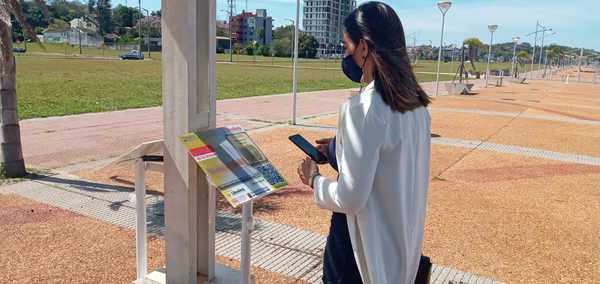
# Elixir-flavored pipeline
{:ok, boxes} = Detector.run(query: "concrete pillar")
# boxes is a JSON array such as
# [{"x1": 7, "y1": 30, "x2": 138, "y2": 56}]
[{"x1": 162, "y1": 0, "x2": 217, "y2": 283}]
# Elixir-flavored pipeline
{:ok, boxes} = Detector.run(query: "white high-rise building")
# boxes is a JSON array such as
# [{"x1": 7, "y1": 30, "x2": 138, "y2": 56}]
[{"x1": 303, "y1": 0, "x2": 356, "y2": 57}]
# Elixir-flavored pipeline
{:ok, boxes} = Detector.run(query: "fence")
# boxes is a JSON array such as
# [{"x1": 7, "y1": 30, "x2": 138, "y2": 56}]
[{"x1": 527, "y1": 64, "x2": 599, "y2": 85}]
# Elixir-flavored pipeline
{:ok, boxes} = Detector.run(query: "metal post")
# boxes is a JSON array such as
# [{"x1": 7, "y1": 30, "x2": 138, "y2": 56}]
[
  {"x1": 485, "y1": 28, "x2": 496, "y2": 88},
  {"x1": 434, "y1": 11, "x2": 447, "y2": 96},
  {"x1": 539, "y1": 29, "x2": 546, "y2": 67},
  {"x1": 530, "y1": 21, "x2": 539, "y2": 78},
  {"x1": 291, "y1": 0, "x2": 300, "y2": 125},
  {"x1": 229, "y1": 0, "x2": 233, "y2": 62},
  {"x1": 577, "y1": 48, "x2": 583, "y2": 82},
  {"x1": 135, "y1": 159, "x2": 147, "y2": 281},
  {"x1": 511, "y1": 38, "x2": 518, "y2": 77},
  {"x1": 142, "y1": 8, "x2": 151, "y2": 58},
  {"x1": 450, "y1": 44, "x2": 454, "y2": 75},
  {"x1": 543, "y1": 47, "x2": 549, "y2": 79},
  {"x1": 78, "y1": 28, "x2": 82, "y2": 54},
  {"x1": 240, "y1": 201, "x2": 253, "y2": 284},
  {"x1": 147, "y1": 10, "x2": 151, "y2": 58},
  {"x1": 138, "y1": 0, "x2": 143, "y2": 53}
]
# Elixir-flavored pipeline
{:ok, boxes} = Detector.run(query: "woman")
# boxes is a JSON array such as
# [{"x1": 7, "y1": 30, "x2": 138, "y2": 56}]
[{"x1": 297, "y1": 2, "x2": 431, "y2": 283}]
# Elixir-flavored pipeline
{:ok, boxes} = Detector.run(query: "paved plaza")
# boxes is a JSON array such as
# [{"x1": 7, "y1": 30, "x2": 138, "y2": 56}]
[{"x1": 2, "y1": 77, "x2": 599, "y2": 283}]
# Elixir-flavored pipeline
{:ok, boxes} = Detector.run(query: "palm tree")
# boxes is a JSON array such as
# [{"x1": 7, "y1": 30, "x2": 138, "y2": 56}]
[
  {"x1": 515, "y1": 51, "x2": 530, "y2": 76},
  {"x1": 463, "y1": 37, "x2": 484, "y2": 72},
  {"x1": 517, "y1": 51, "x2": 530, "y2": 66},
  {"x1": 546, "y1": 44, "x2": 566, "y2": 66},
  {"x1": 0, "y1": 0, "x2": 47, "y2": 177}
]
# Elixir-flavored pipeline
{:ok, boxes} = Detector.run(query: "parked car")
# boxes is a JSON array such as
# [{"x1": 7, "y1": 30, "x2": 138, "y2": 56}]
[
  {"x1": 120, "y1": 50, "x2": 144, "y2": 60},
  {"x1": 12, "y1": 47, "x2": 26, "y2": 53}
]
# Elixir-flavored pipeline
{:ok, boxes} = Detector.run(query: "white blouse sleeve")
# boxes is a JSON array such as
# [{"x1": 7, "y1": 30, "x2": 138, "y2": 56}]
[{"x1": 313, "y1": 102, "x2": 386, "y2": 215}]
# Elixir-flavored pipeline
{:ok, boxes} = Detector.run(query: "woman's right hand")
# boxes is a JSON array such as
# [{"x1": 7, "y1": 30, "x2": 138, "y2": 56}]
[{"x1": 315, "y1": 138, "x2": 333, "y2": 164}]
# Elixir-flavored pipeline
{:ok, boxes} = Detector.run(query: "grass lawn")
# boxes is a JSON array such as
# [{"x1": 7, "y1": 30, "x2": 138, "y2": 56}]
[{"x1": 16, "y1": 53, "x2": 515, "y2": 119}]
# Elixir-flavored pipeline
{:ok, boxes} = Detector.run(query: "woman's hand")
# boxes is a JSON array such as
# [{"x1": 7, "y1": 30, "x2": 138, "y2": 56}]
[
  {"x1": 315, "y1": 138, "x2": 333, "y2": 164},
  {"x1": 297, "y1": 157, "x2": 320, "y2": 187}
]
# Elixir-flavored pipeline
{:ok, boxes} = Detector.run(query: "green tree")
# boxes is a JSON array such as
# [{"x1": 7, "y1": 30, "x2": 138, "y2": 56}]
[
  {"x1": 87, "y1": 0, "x2": 96, "y2": 14},
  {"x1": 299, "y1": 33, "x2": 318, "y2": 58},
  {"x1": 48, "y1": 0, "x2": 86, "y2": 22},
  {"x1": 96, "y1": 0, "x2": 113, "y2": 35},
  {"x1": 273, "y1": 25, "x2": 293, "y2": 40},
  {"x1": 546, "y1": 44, "x2": 565, "y2": 64},
  {"x1": 17, "y1": 1, "x2": 49, "y2": 30},
  {"x1": 48, "y1": 18, "x2": 68, "y2": 30},
  {"x1": 112, "y1": 4, "x2": 140, "y2": 29},
  {"x1": 259, "y1": 45, "x2": 271, "y2": 56},
  {"x1": 272, "y1": 38, "x2": 291, "y2": 57},
  {"x1": 245, "y1": 42, "x2": 254, "y2": 55},
  {"x1": 516, "y1": 51, "x2": 529, "y2": 66},
  {"x1": 257, "y1": 28, "x2": 265, "y2": 44},
  {"x1": 463, "y1": 37, "x2": 484, "y2": 71}
]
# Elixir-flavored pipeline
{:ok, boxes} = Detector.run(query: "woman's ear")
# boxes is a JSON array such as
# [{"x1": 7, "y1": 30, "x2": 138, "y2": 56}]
[{"x1": 359, "y1": 39, "x2": 369, "y2": 59}]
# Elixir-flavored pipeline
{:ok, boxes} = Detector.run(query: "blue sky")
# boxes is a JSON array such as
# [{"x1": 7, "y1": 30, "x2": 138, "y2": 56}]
[{"x1": 113, "y1": 0, "x2": 598, "y2": 50}]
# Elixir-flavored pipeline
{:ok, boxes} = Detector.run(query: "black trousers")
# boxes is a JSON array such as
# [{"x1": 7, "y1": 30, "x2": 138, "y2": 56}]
[
  {"x1": 322, "y1": 212, "x2": 363, "y2": 284},
  {"x1": 322, "y1": 137, "x2": 362, "y2": 283}
]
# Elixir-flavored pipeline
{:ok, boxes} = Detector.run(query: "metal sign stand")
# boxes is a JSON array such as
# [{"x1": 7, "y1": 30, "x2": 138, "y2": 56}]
[{"x1": 113, "y1": 140, "x2": 255, "y2": 284}]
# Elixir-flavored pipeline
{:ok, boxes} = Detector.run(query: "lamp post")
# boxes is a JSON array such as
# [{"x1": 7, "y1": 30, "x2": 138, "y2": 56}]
[
  {"x1": 542, "y1": 32, "x2": 556, "y2": 78},
  {"x1": 511, "y1": 36, "x2": 519, "y2": 77},
  {"x1": 285, "y1": 18, "x2": 295, "y2": 63},
  {"x1": 252, "y1": 40, "x2": 257, "y2": 63},
  {"x1": 220, "y1": 8, "x2": 234, "y2": 62},
  {"x1": 485, "y1": 24, "x2": 498, "y2": 88},
  {"x1": 435, "y1": 0, "x2": 452, "y2": 97},
  {"x1": 138, "y1": 0, "x2": 142, "y2": 53},
  {"x1": 526, "y1": 22, "x2": 551, "y2": 78},
  {"x1": 141, "y1": 8, "x2": 150, "y2": 58},
  {"x1": 291, "y1": 0, "x2": 300, "y2": 125},
  {"x1": 447, "y1": 43, "x2": 455, "y2": 73},
  {"x1": 528, "y1": 21, "x2": 539, "y2": 79},
  {"x1": 539, "y1": 27, "x2": 552, "y2": 67},
  {"x1": 340, "y1": 42, "x2": 344, "y2": 63}
]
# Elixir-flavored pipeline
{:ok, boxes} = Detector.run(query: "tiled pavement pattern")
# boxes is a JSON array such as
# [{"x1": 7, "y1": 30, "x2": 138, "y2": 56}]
[
  {"x1": 430, "y1": 107, "x2": 600, "y2": 126},
  {"x1": 0, "y1": 175, "x2": 503, "y2": 284},
  {"x1": 432, "y1": 137, "x2": 600, "y2": 166}
]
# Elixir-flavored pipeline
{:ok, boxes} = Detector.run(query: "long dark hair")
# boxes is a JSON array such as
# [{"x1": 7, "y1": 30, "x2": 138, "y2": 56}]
[{"x1": 344, "y1": 1, "x2": 430, "y2": 112}]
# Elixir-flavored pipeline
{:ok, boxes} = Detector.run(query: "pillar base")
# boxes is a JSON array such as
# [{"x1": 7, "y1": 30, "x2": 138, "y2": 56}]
[{"x1": 134, "y1": 264, "x2": 255, "y2": 284}]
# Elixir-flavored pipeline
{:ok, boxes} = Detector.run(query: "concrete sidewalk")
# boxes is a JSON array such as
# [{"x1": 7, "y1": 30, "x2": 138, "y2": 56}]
[{"x1": 20, "y1": 79, "x2": 486, "y2": 169}]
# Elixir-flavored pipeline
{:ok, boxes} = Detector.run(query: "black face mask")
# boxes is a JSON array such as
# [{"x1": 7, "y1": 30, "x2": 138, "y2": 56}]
[{"x1": 342, "y1": 53, "x2": 363, "y2": 83}]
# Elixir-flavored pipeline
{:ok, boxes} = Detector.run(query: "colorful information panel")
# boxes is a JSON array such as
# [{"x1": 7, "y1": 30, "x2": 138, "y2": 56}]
[{"x1": 179, "y1": 126, "x2": 287, "y2": 207}]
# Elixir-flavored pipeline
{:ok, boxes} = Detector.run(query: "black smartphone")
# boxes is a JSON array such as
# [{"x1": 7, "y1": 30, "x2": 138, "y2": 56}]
[{"x1": 288, "y1": 134, "x2": 328, "y2": 163}]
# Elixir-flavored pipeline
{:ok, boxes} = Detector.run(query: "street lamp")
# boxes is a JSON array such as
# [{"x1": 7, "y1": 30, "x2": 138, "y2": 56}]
[
  {"x1": 511, "y1": 36, "x2": 520, "y2": 77},
  {"x1": 252, "y1": 40, "x2": 257, "y2": 63},
  {"x1": 141, "y1": 8, "x2": 150, "y2": 58},
  {"x1": 290, "y1": 0, "x2": 300, "y2": 125},
  {"x1": 435, "y1": 0, "x2": 452, "y2": 96},
  {"x1": 539, "y1": 27, "x2": 552, "y2": 67},
  {"x1": 543, "y1": 32, "x2": 556, "y2": 78},
  {"x1": 220, "y1": 9, "x2": 234, "y2": 62},
  {"x1": 485, "y1": 24, "x2": 498, "y2": 88},
  {"x1": 446, "y1": 43, "x2": 455, "y2": 73},
  {"x1": 138, "y1": 0, "x2": 142, "y2": 53},
  {"x1": 284, "y1": 18, "x2": 295, "y2": 62}
]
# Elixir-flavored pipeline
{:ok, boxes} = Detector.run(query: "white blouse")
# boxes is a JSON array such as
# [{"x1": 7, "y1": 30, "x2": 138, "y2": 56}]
[{"x1": 313, "y1": 81, "x2": 431, "y2": 284}]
